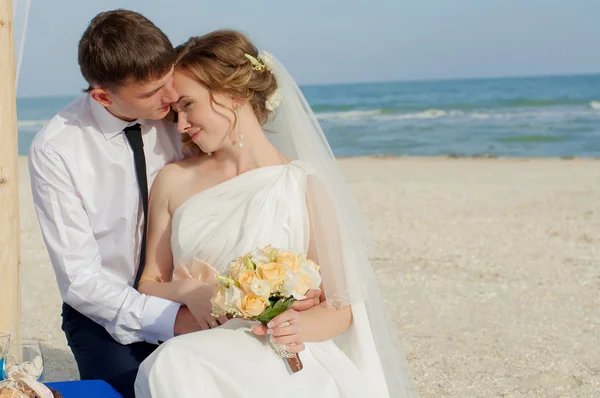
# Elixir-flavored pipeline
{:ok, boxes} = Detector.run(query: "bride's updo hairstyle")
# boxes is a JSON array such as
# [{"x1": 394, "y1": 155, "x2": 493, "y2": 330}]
[{"x1": 173, "y1": 30, "x2": 279, "y2": 156}]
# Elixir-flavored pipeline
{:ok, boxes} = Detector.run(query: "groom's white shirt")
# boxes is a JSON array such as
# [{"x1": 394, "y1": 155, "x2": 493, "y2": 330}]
[{"x1": 29, "y1": 95, "x2": 183, "y2": 345}]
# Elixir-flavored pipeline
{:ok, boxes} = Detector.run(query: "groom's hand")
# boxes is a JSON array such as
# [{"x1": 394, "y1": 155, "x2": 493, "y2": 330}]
[
  {"x1": 290, "y1": 289, "x2": 322, "y2": 311},
  {"x1": 173, "y1": 306, "x2": 202, "y2": 335}
]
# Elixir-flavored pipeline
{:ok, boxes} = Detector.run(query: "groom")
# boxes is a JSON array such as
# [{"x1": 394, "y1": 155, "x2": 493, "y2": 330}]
[{"x1": 29, "y1": 9, "x2": 320, "y2": 398}]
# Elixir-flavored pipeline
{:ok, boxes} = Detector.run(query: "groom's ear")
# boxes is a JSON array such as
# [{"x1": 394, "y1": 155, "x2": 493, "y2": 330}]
[{"x1": 89, "y1": 88, "x2": 113, "y2": 108}]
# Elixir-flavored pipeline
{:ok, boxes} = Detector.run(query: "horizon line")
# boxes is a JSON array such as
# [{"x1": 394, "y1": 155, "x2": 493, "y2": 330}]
[{"x1": 16, "y1": 71, "x2": 600, "y2": 99}]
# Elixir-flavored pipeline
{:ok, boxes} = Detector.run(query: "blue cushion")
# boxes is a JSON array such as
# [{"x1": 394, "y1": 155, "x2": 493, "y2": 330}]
[{"x1": 45, "y1": 380, "x2": 123, "y2": 398}]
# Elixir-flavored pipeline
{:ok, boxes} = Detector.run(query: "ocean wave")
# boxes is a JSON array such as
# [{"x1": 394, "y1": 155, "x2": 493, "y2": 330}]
[
  {"x1": 316, "y1": 110, "x2": 382, "y2": 120},
  {"x1": 311, "y1": 98, "x2": 590, "y2": 116},
  {"x1": 317, "y1": 109, "x2": 466, "y2": 121},
  {"x1": 385, "y1": 109, "x2": 462, "y2": 120},
  {"x1": 316, "y1": 107, "x2": 600, "y2": 122}
]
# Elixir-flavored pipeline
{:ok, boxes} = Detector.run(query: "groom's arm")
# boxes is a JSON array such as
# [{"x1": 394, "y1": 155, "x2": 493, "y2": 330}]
[{"x1": 28, "y1": 144, "x2": 183, "y2": 345}]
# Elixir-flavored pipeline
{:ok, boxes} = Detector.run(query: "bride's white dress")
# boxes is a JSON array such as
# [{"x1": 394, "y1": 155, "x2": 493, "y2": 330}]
[{"x1": 134, "y1": 161, "x2": 373, "y2": 398}]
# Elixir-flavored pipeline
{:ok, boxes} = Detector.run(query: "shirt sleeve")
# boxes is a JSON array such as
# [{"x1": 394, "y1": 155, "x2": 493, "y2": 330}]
[{"x1": 28, "y1": 143, "x2": 180, "y2": 344}]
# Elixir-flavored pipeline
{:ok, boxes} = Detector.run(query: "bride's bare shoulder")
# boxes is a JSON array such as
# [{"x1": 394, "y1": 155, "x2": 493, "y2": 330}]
[
  {"x1": 152, "y1": 156, "x2": 215, "y2": 213},
  {"x1": 151, "y1": 157, "x2": 204, "y2": 198},
  {"x1": 156, "y1": 157, "x2": 200, "y2": 182}
]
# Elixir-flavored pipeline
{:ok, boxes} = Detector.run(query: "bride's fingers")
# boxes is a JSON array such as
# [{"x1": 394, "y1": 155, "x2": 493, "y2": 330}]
[
  {"x1": 251, "y1": 324, "x2": 268, "y2": 336},
  {"x1": 268, "y1": 322, "x2": 298, "y2": 337},
  {"x1": 268, "y1": 310, "x2": 298, "y2": 329},
  {"x1": 290, "y1": 289, "x2": 321, "y2": 311},
  {"x1": 306, "y1": 289, "x2": 321, "y2": 302},
  {"x1": 289, "y1": 300, "x2": 311, "y2": 311},
  {"x1": 217, "y1": 316, "x2": 229, "y2": 325},
  {"x1": 271, "y1": 334, "x2": 300, "y2": 345},
  {"x1": 285, "y1": 343, "x2": 305, "y2": 353}
]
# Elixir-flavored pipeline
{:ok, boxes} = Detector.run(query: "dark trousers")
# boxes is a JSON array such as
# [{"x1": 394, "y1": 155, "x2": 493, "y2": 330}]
[{"x1": 61, "y1": 304, "x2": 158, "y2": 398}]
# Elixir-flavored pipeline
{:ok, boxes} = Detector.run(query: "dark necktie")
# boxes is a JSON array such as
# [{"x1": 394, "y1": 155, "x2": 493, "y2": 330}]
[{"x1": 124, "y1": 123, "x2": 148, "y2": 289}]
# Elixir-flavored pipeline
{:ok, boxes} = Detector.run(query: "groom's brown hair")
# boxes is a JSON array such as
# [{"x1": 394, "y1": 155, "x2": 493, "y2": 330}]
[{"x1": 78, "y1": 9, "x2": 174, "y2": 92}]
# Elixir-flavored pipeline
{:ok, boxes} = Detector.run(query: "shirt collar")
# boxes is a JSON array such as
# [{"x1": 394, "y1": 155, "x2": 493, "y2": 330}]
[{"x1": 89, "y1": 96, "x2": 152, "y2": 140}]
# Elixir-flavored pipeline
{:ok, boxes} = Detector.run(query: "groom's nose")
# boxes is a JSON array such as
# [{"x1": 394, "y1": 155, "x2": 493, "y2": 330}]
[{"x1": 162, "y1": 78, "x2": 179, "y2": 105}]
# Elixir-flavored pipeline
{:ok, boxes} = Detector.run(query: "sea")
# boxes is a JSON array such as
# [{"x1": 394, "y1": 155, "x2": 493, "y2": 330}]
[{"x1": 16, "y1": 74, "x2": 600, "y2": 158}]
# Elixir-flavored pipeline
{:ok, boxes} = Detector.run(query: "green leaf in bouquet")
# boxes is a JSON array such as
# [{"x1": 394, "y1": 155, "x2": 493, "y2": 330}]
[
  {"x1": 245, "y1": 256, "x2": 255, "y2": 270},
  {"x1": 216, "y1": 274, "x2": 240, "y2": 288},
  {"x1": 215, "y1": 275, "x2": 230, "y2": 287},
  {"x1": 255, "y1": 296, "x2": 296, "y2": 324}
]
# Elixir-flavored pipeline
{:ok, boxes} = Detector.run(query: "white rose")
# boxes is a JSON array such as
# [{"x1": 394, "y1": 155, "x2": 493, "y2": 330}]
[
  {"x1": 250, "y1": 248, "x2": 269, "y2": 266},
  {"x1": 225, "y1": 284, "x2": 244, "y2": 313},
  {"x1": 299, "y1": 262, "x2": 322, "y2": 289},
  {"x1": 250, "y1": 279, "x2": 271, "y2": 300},
  {"x1": 280, "y1": 271, "x2": 308, "y2": 300}
]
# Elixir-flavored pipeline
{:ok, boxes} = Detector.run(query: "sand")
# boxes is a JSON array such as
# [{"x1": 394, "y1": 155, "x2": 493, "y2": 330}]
[{"x1": 16, "y1": 156, "x2": 600, "y2": 397}]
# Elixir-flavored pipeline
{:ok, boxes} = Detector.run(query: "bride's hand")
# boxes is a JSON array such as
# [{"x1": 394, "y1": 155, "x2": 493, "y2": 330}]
[
  {"x1": 180, "y1": 280, "x2": 229, "y2": 330},
  {"x1": 251, "y1": 289, "x2": 321, "y2": 339},
  {"x1": 290, "y1": 289, "x2": 322, "y2": 311},
  {"x1": 253, "y1": 309, "x2": 306, "y2": 353}
]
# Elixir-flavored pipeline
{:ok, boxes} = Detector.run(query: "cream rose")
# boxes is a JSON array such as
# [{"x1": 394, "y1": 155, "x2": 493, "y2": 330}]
[
  {"x1": 236, "y1": 294, "x2": 268, "y2": 318},
  {"x1": 256, "y1": 262, "x2": 285, "y2": 287},
  {"x1": 276, "y1": 251, "x2": 299, "y2": 270},
  {"x1": 228, "y1": 260, "x2": 246, "y2": 281},
  {"x1": 238, "y1": 271, "x2": 257, "y2": 295}
]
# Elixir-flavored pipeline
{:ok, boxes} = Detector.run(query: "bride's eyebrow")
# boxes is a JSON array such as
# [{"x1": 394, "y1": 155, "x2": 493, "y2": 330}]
[
  {"x1": 172, "y1": 96, "x2": 191, "y2": 111},
  {"x1": 173, "y1": 96, "x2": 189, "y2": 106},
  {"x1": 176, "y1": 96, "x2": 191, "y2": 104}
]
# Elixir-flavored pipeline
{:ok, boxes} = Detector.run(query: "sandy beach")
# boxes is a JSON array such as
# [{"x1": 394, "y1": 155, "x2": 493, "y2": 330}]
[{"x1": 17, "y1": 155, "x2": 600, "y2": 397}]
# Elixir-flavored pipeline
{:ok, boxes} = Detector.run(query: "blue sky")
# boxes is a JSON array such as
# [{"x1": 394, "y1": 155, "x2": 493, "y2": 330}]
[{"x1": 13, "y1": 0, "x2": 600, "y2": 97}]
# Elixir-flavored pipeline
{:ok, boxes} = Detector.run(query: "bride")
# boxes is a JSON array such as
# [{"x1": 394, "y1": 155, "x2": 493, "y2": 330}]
[{"x1": 134, "y1": 30, "x2": 419, "y2": 398}]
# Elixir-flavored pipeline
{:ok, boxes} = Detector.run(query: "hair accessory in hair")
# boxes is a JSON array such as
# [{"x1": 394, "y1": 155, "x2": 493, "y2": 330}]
[{"x1": 244, "y1": 51, "x2": 274, "y2": 72}]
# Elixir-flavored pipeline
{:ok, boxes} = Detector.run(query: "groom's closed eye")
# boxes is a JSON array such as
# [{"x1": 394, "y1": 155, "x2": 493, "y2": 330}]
[{"x1": 139, "y1": 88, "x2": 161, "y2": 99}]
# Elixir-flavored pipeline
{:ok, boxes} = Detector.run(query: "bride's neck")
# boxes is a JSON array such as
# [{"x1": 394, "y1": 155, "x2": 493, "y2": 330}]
[{"x1": 211, "y1": 108, "x2": 284, "y2": 175}]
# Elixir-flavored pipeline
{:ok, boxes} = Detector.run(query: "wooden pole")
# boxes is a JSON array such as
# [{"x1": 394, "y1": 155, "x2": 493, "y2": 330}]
[{"x1": 0, "y1": 0, "x2": 21, "y2": 339}]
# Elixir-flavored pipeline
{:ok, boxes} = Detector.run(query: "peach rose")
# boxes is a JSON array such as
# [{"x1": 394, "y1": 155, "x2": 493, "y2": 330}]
[
  {"x1": 256, "y1": 262, "x2": 285, "y2": 287},
  {"x1": 228, "y1": 260, "x2": 246, "y2": 281},
  {"x1": 276, "y1": 251, "x2": 299, "y2": 270},
  {"x1": 238, "y1": 271, "x2": 257, "y2": 295},
  {"x1": 236, "y1": 294, "x2": 268, "y2": 318}
]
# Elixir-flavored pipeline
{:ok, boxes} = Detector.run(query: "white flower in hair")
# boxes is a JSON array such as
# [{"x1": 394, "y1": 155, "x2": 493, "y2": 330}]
[
  {"x1": 244, "y1": 51, "x2": 275, "y2": 73},
  {"x1": 258, "y1": 51, "x2": 274, "y2": 72},
  {"x1": 266, "y1": 89, "x2": 281, "y2": 111}
]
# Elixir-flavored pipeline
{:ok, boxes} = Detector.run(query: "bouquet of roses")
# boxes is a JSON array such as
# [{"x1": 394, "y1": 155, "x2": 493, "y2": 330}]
[{"x1": 211, "y1": 245, "x2": 321, "y2": 372}]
